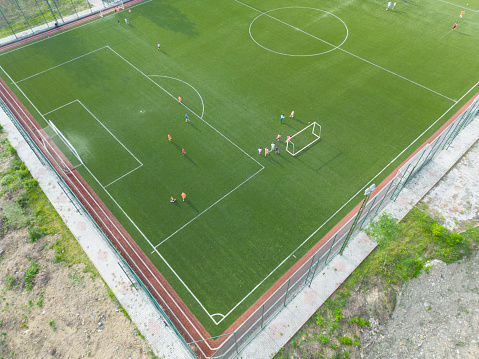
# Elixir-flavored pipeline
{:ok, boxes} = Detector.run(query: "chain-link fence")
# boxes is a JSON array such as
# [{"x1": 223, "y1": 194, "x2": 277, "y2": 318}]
[
  {"x1": 1, "y1": 81, "x2": 478, "y2": 358},
  {"x1": 0, "y1": 0, "x2": 125, "y2": 46}
]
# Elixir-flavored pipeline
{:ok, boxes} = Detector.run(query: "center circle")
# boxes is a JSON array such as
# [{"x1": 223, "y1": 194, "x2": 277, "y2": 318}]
[{"x1": 249, "y1": 7, "x2": 348, "y2": 57}]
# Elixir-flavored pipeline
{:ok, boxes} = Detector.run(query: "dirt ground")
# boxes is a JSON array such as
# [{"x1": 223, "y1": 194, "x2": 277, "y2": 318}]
[
  {"x1": 280, "y1": 140, "x2": 479, "y2": 359},
  {"x1": 363, "y1": 141, "x2": 479, "y2": 359},
  {"x1": 0, "y1": 133, "x2": 154, "y2": 359}
]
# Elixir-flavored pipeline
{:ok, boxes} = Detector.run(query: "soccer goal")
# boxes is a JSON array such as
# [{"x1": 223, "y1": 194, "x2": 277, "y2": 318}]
[
  {"x1": 286, "y1": 122, "x2": 321, "y2": 156},
  {"x1": 40, "y1": 120, "x2": 83, "y2": 173}
]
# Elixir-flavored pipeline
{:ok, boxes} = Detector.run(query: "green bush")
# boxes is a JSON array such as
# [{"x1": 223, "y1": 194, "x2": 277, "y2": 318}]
[
  {"x1": 24, "y1": 260, "x2": 39, "y2": 290},
  {"x1": 339, "y1": 336, "x2": 352, "y2": 345},
  {"x1": 28, "y1": 226, "x2": 48, "y2": 242},
  {"x1": 334, "y1": 307, "x2": 342, "y2": 321},
  {"x1": 5, "y1": 275, "x2": 15, "y2": 289},
  {"x1": 447, "y1": 233, "x2": 464, "y2": 246},
  {"x1": 318, "y1": 334, "x2": 329, "y2": 345}
]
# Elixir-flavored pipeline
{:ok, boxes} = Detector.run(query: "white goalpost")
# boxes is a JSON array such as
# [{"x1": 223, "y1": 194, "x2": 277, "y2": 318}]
[{"x1": 285, "y1": 122, "x2": 321, "y2": 156}]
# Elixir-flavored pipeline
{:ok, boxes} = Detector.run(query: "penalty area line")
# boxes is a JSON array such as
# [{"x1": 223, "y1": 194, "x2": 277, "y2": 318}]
[{"x1": 152, "y1": 167, "x2": 264, "y2": 250}]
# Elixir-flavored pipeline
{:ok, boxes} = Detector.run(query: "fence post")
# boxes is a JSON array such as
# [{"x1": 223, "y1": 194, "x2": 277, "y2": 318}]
[
  {"x1": 0, "y1": 9, "x2": 17, "y2": 38},
  {"x1": 339, "y1": 184, "x2": 375, "y2": 255},
  {"x1": 13, "y1": 0, "x2": 34, "y2": 34},
  {"x1": 260, "y1": 304, "x2": 265, "y2": 329},
  {"x1": 33, "y1": 0, "x2": 51, "y2": 28},
  {"x1": 234, "y1": 332, "x2": 239, "y2": 354},
  {"x1": 283, "y1": 279, "x2": 291, "y2": 306}
]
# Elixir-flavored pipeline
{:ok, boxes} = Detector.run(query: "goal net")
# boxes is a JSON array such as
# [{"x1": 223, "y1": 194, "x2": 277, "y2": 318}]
[
  {"x1": 286, "y1": 122, "x2": 321, "y2": 156},
  {"x1": 39, "y1": 120, "x2": 83, "y2": 173}
]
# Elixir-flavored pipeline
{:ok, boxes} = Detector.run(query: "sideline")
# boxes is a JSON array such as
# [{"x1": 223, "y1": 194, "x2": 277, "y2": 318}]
[
  {"x1": 239, "y1": 115, "x2": 479, "y2": 358},
  {"x1": 0, "y1": 107, "x2": 193, "y2": 358}
]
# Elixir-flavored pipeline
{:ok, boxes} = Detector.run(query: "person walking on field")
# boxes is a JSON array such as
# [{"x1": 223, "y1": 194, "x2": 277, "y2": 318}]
[
  {"x1": 460, "y1": 10, "x2": 465, "y2": 18},
  {"x1": 185, "y1": 114, "x2": 190, "y2": 123},
  {"x1": 271, "y1": 142, "x2": 275, "y2": 152},
  {"x1": 276, "y1": 133, "x2": 281, "y2": 141},
  {"x1": 275, "y1": 145, "x2": 279, "y2": 154},
  {"x1": 386, "y1": 1, "x2": 391, "y2": 10},
  {"x1": 264, "y1": 147, "x2": 269, "y2": 156},
  {"x1": 289, "y1": 110, "x2": 295, "y2": 118},
  {"x1": 453, "y1": 22, "x2": 458, "y2": 30},
  {"x1": 178, "y1": 96, "x2": 182, "y2": 104},
  {"x1": 125, "y1": 18, "x2": 129, "y2": 24},
  {"x1": 158, "y1": 43, "x2": 161, "y2": 51},
  {"x1": 280, "y1": 114, "x2": 284, "y2": 124},
  {"x1": 181, "y1": 192, "x2": 186, "y2": 201},
  {"x1": 168, "y1": 133, "x2": 172, "y2": 142},
  {"x1": 392, "y1": 1, "x2": 396, "y2": 10},
  {"x1": 182, "y1": 148, "x2": 186, "y2": 156},
  {"x1": 258, "y1": 147, "x2": 262, "y2": 156}
]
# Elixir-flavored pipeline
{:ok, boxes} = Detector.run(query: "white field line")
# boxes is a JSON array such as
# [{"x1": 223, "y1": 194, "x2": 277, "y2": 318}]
[
  {"x1": 7, "y1": 46, "x2": 263, "y2": 323},
  {"x1": 6, "y1": 10, "x2": 473, "y2": 326},
  {"x1": 0, "y1": 75, "x2": 214, "y2": 356},
  {"x1": 437, "y1": 0, "x2": 479, "y2": 12},
  {"x1": 148, "y1": 75, "x2": 205, "y2": 119},
  {"x1": 0, "y1": 66, "x2": 48, "y2": 124},
  {"x1": 234, "y1": 0, "x2": 456, "y2": 102},
  {"x1": 107, "y1": 46, "x2": 264, "y2": 168},
  {"x1": 104, "y1": 163, "x2": 143, "y2": 188},
  {"x1": 43, "y1": 99, "x2": 143, "y2": 187},
  {"x1": 153, "y1": 167, "x2": 263, "y2": 250},
  {"x1": 0, "y1": 0, "x2": 155, "y2": 58},
  {"x1": 213, "y1": 80, "x2": 479, "y2": 324},
  {"x1": 79, "y1": 162, "x2": 218, "y2": 331},
  {"x1": 15, "y1": 47, "x2": 107, "y2": 84},
  {"x1": 77, "y1": 100, "x2": 143, "y2": 165},
  {"x1": 3, "y1": 9, "x2": 479, "y2": 339},
  {"x1": 43, "y1": 99, "x2": 79, "y2": 115}
]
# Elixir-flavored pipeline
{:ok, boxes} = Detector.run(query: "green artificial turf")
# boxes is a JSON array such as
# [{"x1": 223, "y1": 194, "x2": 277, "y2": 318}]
[{"x1": 1, "y1": 0, "x2": 478, "y2": 335}]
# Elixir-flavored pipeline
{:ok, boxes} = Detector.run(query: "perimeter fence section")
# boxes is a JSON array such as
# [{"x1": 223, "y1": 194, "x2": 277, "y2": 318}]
[
  {"x1": 1, "y1": 84, "x2": 478, "y2": 359},
  {"x1": 0, "y1": 0, "x2": 127, "y2": 47},
  {"x1": 0, "y1": 91, "x2": 198, "y2": 359},
  {"x1": 207, "y1": 94, "x2": 479, "y2": 359}
]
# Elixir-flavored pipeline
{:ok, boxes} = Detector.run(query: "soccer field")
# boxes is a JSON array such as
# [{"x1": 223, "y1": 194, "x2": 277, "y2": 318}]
[{"x1": 1, "y1": 0, "x2": 479, "y2": 339}]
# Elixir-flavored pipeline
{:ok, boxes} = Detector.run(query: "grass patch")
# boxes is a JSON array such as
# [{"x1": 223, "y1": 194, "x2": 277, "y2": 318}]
[
  {"x1": 277, "y1": 208, "x2": 477, "y2": 358},
  {"x1": 5, "y1": 276, "x2": 15, "y2": 290},
  {"x1": 24, "y1": 260, "x2": 39, "y2": 291},
  {"x1": 48, "y1": 320, "x2": 57, "y2": 332},
  {"x1": 36, "y1": 292, "x2": 44, "y2": 308},
  {"x1": 106, "y1": 284, "x2": 130, "y2": 321}
]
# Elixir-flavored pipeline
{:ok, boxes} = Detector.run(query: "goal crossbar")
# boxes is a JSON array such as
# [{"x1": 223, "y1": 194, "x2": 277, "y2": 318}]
[{"x1": 286, "y1": 122, "x2": 321, "y2": 156}]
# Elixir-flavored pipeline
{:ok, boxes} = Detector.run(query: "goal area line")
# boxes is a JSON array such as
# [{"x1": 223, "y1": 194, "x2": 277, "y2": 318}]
[{"x1": 286, "y1": 121, "x2": 321, "y2": 156}]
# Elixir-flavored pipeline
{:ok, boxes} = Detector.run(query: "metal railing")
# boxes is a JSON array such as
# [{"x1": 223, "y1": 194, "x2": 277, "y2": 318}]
[{"x1": 1, "y1": 93, "x2": 478, "y2": 359}]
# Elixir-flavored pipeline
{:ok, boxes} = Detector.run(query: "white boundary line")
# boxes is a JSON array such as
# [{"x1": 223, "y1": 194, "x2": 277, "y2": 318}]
[
  {"x1": 238, "y1": 0, "x2": 456, "y2": 102},
  {"x1": 214, "y1": 81, "x2": 479, "y2": 325},
  {"x1": 0, "y1": 75, "x2": 216, "y2": 357},
  {"x1": 3, "y1": 46, "x2": 263, "y2": 324},
  {"x1": 3, "y1": 12, "x2": 477, "y2": 328},
  {"x1": 15, "y1": 47, "x2": 107, "y2": 84},
  {"x1": 153, "y1": 168, "x2": 263, "y2": 249},
  {"x1": 437, "y1": 0, "x2": 479, "y2": 12},
  {"x1": 43, "y1": 99, "x2": 143, "y2": 188}
]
